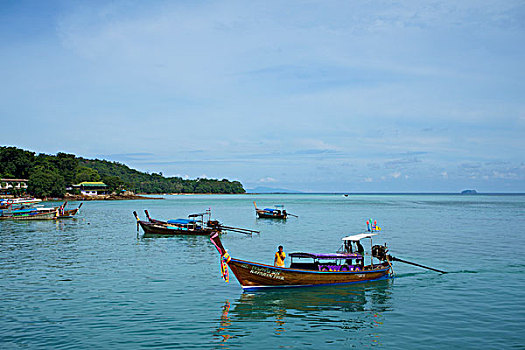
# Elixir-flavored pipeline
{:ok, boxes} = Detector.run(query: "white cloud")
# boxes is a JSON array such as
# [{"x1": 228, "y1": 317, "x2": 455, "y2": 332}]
[
  {"x1": 259, "y1": 177, "x2": 277, "y2": 183},
  {"x1": 492, "y1": 171, "x2": 518, "y2": 179},
  {"x1": 1, "y1": 1, "x2": 524, "y2": 192}
]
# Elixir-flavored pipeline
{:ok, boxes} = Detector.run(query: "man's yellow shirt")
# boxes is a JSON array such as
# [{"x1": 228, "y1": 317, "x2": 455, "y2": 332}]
[{"x1": 275, "y1": 251, "x2": 286, "y2": 267}]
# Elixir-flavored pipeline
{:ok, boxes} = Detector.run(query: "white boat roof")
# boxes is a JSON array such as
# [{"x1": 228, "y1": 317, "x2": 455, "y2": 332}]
[{"x1": 342, "y1": 233, "x2": 377, "y2": 241}]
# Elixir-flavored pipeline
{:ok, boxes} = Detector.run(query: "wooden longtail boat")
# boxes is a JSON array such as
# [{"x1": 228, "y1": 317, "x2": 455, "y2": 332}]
[
  {"x1": 253, "y1": 201, "x2": 289, "y2": 219},
  {"x1": 134, "y1": 211, "x2": 215, "y2": 236},
  {"x1": 134, "y1": 210, "x2": 259, "y2": 237},
  {"x1": 209, "y1": 232, "x2": 393, "y2": 291},
  {"x1": 56, "y1": 202, "x2": 83, "y2": 218},
  {"x1": 0, "y1": 202, "x2": 82, "y2": 220},
  {"x1": 134, "y1": 210, "x2": 219, "y2": 236},
  {"x1": 0, "y1": 198, "x2": 42, "y2": 210},
  {"x1": 0, "y1": 207, "x2": 58, "y2": 220}
]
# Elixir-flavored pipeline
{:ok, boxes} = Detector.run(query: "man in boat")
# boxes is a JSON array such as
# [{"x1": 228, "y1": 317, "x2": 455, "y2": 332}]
[
  {"x1": 356, "y1": 241, "x2": 364, "y2": 255},
  {"x1": 344, "y1": 240, "x2": 353, "y2": 253},
  {"x1": 274, "y1": 246, "x2": 286, "y2": 267},
  {"x1": 343, "y1": 241, "x2": 354, "y2": 265},
  {"x1": 355, "y1": 241, "x2": 365, "y2": 268}
]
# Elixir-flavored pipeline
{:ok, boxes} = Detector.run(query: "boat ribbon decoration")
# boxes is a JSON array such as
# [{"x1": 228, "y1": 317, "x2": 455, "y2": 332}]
[
  {"x1": 367, "y1": 219, "x2": 382, "y2": 231},
  {"x1": 220, "y1": 252, "x2": 231, "y2": 283},
  {"x1": 210, "y1": 232, "x2": 230, "y2": 283}
]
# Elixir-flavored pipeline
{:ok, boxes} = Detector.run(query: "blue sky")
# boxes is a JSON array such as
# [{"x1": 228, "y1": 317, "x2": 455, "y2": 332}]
[{"x1": 1, "y1": 0, "x2": 524, "y2": 192}]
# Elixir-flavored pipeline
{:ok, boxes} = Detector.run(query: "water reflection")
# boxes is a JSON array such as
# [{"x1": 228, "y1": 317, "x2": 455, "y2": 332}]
[
  {"x1": 214, "y1": 280, "x2": 393, "y2": 345},
  {"x1": 139, "y1": 233, "x2": 213, "y2": 247},
  {"x1": 214, "y1": 300, "x2": 232, "y2": 343},
  {"x1": 254, "y1": 218, "x2": 287, "y2": 227}
]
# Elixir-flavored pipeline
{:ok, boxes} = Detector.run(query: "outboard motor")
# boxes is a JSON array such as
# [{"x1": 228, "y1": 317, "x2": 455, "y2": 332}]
[
  {"x1": 207, "y1": 220, "x2": 220, "y2": 229},
  {"x1": 372, "y1": 244, "x2": 389, "y2": 261}
]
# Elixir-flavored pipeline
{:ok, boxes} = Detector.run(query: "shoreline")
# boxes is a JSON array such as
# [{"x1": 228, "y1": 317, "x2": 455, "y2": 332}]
[{"x1": 61, "y1": 194, "x2": 163, "y2": 201}]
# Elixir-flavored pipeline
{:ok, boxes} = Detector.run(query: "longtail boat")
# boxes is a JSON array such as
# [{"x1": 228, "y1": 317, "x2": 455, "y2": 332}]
[
  {"x1": 133, "y1": 210, "x2": 259, "y2": 237},
  {"x1": 0, "y1": 207, "x2": 58, "y2": 220},
  {"x1": 210, "y1": 223, "x2": 446, "y2": 291},
  {"x1": 0, "y1": 202, "x2": 82, "y2": 220},
  {"x1": 253, "y1": 202, "x2": 297, "y2": 219},
  {"x1": 56, "y1": 202, "x2": 83, "y2": 218},
  {"x1": 0, "y1": 198, "x2": 42, "y2": 209},
  {"x1": 210, "y1": 232, "x2": 393, "y2": 291}
]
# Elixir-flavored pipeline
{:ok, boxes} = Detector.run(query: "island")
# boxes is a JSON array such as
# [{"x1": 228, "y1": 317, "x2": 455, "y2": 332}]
[
  {"x1": 460, "y1": 189, "x2": 478, "y2": 194},
  {"x1": 0, "y1": 146, "x2": 245, "y2": 199}
]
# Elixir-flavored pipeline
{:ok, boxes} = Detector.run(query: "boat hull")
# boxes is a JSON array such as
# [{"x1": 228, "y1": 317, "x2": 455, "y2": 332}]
[
  {"x1": 139, "y1": 220, "x2": 217, "y2": 236},
  {"x1": 255, "y1": 211, "x2": 287, "y2": 219},
  {"x1": 0, "y1": 211, "x2": 57, "y2": 220},
  {"x1": 227, "y1": 258, "x2": 391, "y2": 291},
  {"x1": 56, "y1": 208, "x2": 80, "y2": 219}
]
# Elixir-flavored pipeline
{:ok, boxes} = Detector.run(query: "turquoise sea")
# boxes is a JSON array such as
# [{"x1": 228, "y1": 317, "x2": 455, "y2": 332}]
[{"x1": 1, "y1": 194, "x2": 524, "y2": 349}]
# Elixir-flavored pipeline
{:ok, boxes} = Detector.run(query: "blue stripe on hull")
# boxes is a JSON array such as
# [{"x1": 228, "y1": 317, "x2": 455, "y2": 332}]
[
  {"x1": 241, "y1": 274, "x2": 393, "y2": 292},
  {"x1": 232, "y1": 258, "x2": 390, "y2": 275}
]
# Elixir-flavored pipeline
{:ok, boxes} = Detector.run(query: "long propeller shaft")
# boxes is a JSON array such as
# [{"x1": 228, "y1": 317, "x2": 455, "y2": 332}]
[
  {"x1": 220, "y1": 225, "x2": 259, "y2": 234},
  {"x1": 390, "y1": 256, "x2": 447, "y2": 274}
]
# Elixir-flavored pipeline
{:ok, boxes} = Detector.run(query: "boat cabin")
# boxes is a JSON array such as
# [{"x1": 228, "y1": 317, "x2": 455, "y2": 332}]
[
  {"x1": 263, "y1": 208, "x2": 284, "y2": 215},
  {"x1": 166, "y1": 218, "x2": 202, "y2": 231},
  {"x1": 340, "y1": 233, "x2": 377, "y2": 253},
  {"x1": 289, "y1": 252, "x2": 364, "y2": 272},
  {"x1": 258, "y1": 206, "x2": 287, "y2": 218}
]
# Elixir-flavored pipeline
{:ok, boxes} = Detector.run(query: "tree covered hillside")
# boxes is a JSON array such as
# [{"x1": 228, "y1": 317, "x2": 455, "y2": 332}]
[
  {"x1": 79, "y1": 158, "x2": 245, "y2": 194},
  {"x1": 0, "y1": 146, "x2": 245, "y2": 197}
]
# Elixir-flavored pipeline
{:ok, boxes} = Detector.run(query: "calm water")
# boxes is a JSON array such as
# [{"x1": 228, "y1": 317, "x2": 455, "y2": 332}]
[{"x1": 1, "y1": 194, "x2": 524, "y2": 349}]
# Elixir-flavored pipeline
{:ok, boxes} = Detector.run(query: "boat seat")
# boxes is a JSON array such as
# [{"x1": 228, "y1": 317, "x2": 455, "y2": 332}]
[
  {"x1": 289, "y1": 262, "x2": 319, "y2": 270},
  {"x1": 319, "y1": 265, "x2": 342, "y2": 272},
  {"x1": 317, "y1": 264, "x2": 362, "y2": 272}
]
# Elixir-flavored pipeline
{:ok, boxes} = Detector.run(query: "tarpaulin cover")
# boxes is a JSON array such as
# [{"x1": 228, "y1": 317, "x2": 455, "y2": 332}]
[
  {"x1": 167, "y1": 219, "x2": 196, "y2": 225},
  {"x1": 289, "y1": 252, "x2": 362, "y2": 259}
]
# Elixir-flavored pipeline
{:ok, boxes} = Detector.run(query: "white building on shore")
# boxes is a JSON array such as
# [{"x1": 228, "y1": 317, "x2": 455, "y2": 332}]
[
  {"x1": 73, "y1": 182, "x2": 109, "y2": 196},
  {"x1": 0, "y1": 179, "x2": 29, "y2": 195}
]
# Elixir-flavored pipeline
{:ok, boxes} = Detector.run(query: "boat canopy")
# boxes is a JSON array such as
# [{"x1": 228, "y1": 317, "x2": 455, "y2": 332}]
[
  {"x1": 263, "y1": 208, "x2": 278, "y2": 212},
  {"x1": 11, "y1": 209, "x2": 38, "y2": 214},
  {"x1": 188, "y1": 213, "x2": 205, "y2": 218},
  {"x1": 342, "y1": 233, "x2": 377, "y2": 241},
  {"x1": 167, "y1": 219, "x2": 196, "y2": 225},
  {"x1": 290, "y1": 252, "x2": 362, "y2": 259}
]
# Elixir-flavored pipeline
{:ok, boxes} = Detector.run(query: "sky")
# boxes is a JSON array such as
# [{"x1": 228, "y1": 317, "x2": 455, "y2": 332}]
[{"x1": 1, "y1": 0, "x2": 524, "y2": 192}]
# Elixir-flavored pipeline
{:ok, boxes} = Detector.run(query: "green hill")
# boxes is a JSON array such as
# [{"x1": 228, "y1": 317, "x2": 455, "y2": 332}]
[{"x1": 0, "y1": 146, "x2": 245, "y2": 197}]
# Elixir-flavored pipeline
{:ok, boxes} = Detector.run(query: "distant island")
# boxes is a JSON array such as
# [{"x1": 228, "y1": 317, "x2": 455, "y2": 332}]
[
  {"x1": 0, "y1": 146, "x2": 245, "y2": 198},
  {"x1": 246, "y1": 186, "x2": 302, "y2": 194},
  {"x1": 461, "y1": 189, "x2": 478, "y2": 194}
]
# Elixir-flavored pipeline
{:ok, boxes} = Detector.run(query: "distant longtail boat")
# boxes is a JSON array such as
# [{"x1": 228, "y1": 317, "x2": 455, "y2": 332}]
[{"x1": 253, "y1": 201, "x2": 297, "y2": 219}]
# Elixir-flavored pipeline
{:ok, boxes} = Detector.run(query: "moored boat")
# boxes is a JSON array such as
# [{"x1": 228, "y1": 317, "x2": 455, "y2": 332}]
[
  {"x1": 134, "y1": 210, "x2": 259, "y2": 237},
  {"x1": 56, "y1": 202, "x2": 83, "y2": 218},
  {"x1": 135, "y1": 212, "x2": 214, "y2": 236},
  {"x1": 0, "y1": 207, "x2": 58, "y2": 220},
  {"x1": 253, "y1": 202, "x2": 294, "y2": 219},
  {"x1": 0, "y1": 197, "x2": 42, "y2": 209},
  {"x1": 0, "y1": 201, "x2": 82, "y2": 220}
]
